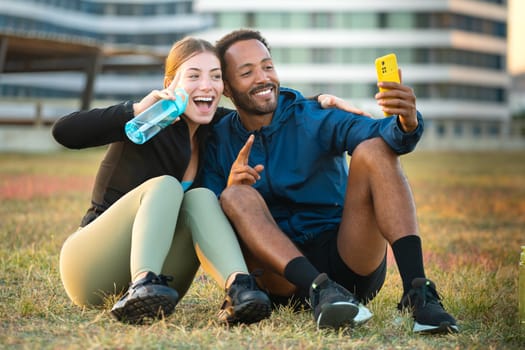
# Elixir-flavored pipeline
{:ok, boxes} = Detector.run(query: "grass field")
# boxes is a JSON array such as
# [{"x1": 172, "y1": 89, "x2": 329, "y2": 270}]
[{"x1": 0, "y1": 148, "x2": 524, "y2": 349}]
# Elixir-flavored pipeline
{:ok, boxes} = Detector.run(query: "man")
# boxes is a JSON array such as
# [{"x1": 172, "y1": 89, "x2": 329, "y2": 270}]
[{"x1": 203, "y1": 29, "x2": 458, "y2": 334}]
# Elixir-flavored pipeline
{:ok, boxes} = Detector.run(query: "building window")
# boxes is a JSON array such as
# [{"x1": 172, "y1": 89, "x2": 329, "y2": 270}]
[
  {"x1": 312, "y1": 83, "x2": 333, "y2": 95},
  {"x1": 454, "y1": 122, "x2": 464, "y2": 136},
  {"x1": 350, "y1": 12, "x2": 378, "y2": 28},
  {"x1": 256, "y1": 13, "x2": 287, "y2": 28},
  {"x1": 386, "y1": 12, "x2": 415, "y2": 28},
  {"x1": 289, "y1": 13, "x2": 309, "y2": 28},
  {"x1": 431, "y1": 84, "x2": 505, "y2": 102},
  {"x1": 340, "y1": 47, "x2": 378, "y2": 63},
  {"x1": 341, "y1": 83, "x2": 375, "y2": 98},
  {"x1": 246, "y1": 12, "x2": 256, "y2": 27},
  {"x1": 311, "y1": 48, "x2": 333, "y2": 63},
  {"x1": 271, "y1": 48, "x2": 290, "y2": 64},
  {"x1": 472, "y1": 124, "x2": 482, "y2": 137},
  {"x1": 311, "y1": 13, "x2": 332, "y2": 28},
  {"x1": 378, "y1": 13, "x2": 388, "y2": 28},
  {"x1": 488, "y1": 123, "x2": 501, "y2": 137},
  {"x1": 176, "y1": 2, "x2": 192, "y2": 14},
  {"x1": 436, "y1": 123, "x2": 447, "y2": 137},
  {"x1": 218, "y1": 13, "x2": 245, "y2": 28},
  {"x1": 289, "y1": 48, "x2": 310, "y2": 64},
  {"x1": 334, "y1": 13, "x2": 353, "y2": 28},
  {"x1": 413, "y1": 84, "x2": 430, "y2": 98}
]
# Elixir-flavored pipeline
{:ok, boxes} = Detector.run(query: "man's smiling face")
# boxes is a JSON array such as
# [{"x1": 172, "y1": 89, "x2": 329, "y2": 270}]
[{"x1": 223, "y1": 39, "x2": 280, "y2": 120}]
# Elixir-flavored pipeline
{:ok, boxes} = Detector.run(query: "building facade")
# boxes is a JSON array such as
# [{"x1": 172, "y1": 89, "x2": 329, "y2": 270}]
[
  {"x1": 194, "y1": 0, "x2": 510, "y2": 149},
  {"x1": 0, "y1": 0, "x2": 515, "y2": 149},
  {"x1": 0, "y1": 0, "x2": 210, "y2": 102}
]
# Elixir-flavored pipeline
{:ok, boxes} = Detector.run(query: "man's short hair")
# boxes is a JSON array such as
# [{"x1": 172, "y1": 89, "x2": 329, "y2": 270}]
[{"x1": 215, "y1": 29, "x2": 271, "y2": 72}]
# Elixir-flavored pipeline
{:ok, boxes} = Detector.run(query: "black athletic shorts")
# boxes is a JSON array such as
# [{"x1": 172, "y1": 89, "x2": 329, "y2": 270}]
[{"x1": 270, "y1": 230, "x2": 386, "y2": 308}]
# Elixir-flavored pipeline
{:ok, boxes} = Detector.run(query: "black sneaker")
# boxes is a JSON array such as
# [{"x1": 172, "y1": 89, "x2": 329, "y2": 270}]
[
  {"x1": 217, "y1": 273, "x2": 272, "y2": 324},
  {"x1": 398, "y1": 278, "x2": 459, "y2": 334},
  {"x1": 110, "y1": 272, "x2": 179, "y2": 325},
  {"x1": 309, "y1": 273, "x2": 373, "y2": 329}
]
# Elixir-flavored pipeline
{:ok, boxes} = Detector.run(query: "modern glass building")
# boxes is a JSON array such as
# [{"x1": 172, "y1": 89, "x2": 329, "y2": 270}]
[
  {"x1": 0, "y1": 0, "x2": 512, "y2": 149},
  {"x1": 194, "y1": 0, "x2": 510, "y2": 149},
  {"x1": 0, "y1": 0, "x2": 211, "y2": 103}
]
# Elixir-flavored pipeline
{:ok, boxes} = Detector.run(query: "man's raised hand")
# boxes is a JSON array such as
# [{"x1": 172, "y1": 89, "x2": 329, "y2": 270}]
[{"x1": 227, "y1": 134, "x2": 264, "y2": 187}]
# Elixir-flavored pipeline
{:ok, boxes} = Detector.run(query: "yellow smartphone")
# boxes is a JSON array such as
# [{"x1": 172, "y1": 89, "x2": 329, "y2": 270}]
[{"x1": 375, "y1": 53, "x2": 400, "y2": 116}]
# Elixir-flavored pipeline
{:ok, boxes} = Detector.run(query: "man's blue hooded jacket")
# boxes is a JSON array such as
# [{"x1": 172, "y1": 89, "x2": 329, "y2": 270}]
[{"x1": 202, "y1": 87, "x2": 423, "y2": 244}]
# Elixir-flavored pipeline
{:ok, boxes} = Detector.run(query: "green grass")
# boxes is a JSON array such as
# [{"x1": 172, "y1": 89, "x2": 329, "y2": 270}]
[{"x1": 1, "y1": 149, "x2": 524, "y2": 349}]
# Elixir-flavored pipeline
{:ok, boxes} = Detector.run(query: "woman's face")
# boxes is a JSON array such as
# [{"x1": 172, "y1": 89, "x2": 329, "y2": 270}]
[{"x1": 173, "y1": 51, "x2": 223, "y2": 126}]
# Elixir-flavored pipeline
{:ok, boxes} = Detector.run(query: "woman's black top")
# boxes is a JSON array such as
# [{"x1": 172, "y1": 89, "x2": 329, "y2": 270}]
[{"x1": 52, "y1": 100, "x2": 231, "y2": 226}]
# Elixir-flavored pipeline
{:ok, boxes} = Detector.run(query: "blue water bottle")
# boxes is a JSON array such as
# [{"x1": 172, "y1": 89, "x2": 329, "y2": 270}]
[{"x1": 125, "y1": 88, "x2": 188, "y2": 144}]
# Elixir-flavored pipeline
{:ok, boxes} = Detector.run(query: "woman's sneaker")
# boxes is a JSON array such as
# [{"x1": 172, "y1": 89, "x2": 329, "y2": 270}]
[
  {"x1": 218, "y1": 273, "x2": 272, "y2": 324},
  {"x1": 398, "y1": 278, "x2": 459, "y2": 334},
  {"x1": 309, "y1": 273, "x2": 373, "y2": 329},
  {"x1": 110, "y1": 272, "x2": 179, "y2": 325}
]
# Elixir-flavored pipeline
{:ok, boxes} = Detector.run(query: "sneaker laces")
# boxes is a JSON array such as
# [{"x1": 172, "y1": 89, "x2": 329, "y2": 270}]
[
  {"x1": 218, "y1": 271, "x2": 261, "y2": 319},
  {"x1": 154, "y1": 274, "x2": 173, "y2": 286},
  {"x1": 399, "y1": 279, "x2": 443, "y2": 310},
  {"x1": 420, "y1": 281, "x2": 442, "y2": 307},
  {"x1": 131, "y1": 272, "x2": 173, "y2": 289},
  {"x1": 227, "y1": 270, "x2": 263, "y2": 291},
  {"x1": 309, "y1": 273, "x2": 360, "y2": 309},
  {"x1": 398, "y1": 278, "x2": 459, "y2": 333}
]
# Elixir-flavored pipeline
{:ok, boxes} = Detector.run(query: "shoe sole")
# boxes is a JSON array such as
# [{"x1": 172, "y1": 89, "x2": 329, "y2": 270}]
[
  {"x1": 413, "y1": 321, "x2": 459, "y2": 334},
  {"x1": 354, "y1": 303, "x2": 373, "y2": 326},
  {"x1": 317, "y1": 302, "x2": 359, "y2": 329},
  {"x1": 220, "y1": 298, "x2": 272, "y2": 325},
  {"x1": 111, "y1": 294, "x2": 178, "y2": 324}
]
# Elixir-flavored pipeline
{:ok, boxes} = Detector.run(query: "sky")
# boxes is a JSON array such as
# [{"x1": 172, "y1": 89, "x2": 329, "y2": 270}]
[{"x1": 508, "y1": 0, "x2": 524, "y2": 74}]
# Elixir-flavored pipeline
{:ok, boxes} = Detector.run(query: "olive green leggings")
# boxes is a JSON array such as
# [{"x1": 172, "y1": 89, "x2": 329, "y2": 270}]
[{"x1": 60, "y1": 175, "x2": 248, "y2": 307}]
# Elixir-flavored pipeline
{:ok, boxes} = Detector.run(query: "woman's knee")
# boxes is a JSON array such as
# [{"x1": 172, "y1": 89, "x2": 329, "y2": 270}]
[
  {"x1": 149, "y1": 175, "x2": 182, "y2": 190},
  {"x1": 182, "y1": 187, "x2": 220, "y2": 212},
  {"x1": 184, "y1": 187, "x2": 215, "y2": 201},
  {"x1": 144, "y1": 175, "x2": 183, "y2": 199}
]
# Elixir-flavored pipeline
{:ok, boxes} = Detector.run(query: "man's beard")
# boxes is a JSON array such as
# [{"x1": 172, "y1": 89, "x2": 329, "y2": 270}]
[{"x1": 231, "y1": 83, "x2": 279, "y2": 116}]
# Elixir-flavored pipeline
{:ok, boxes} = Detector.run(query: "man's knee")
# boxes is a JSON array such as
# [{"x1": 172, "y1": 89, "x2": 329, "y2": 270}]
[
  {"x1": 352, "y1": 138, "x2": 397, "y2": 167},
  {"x1": 219, "y1": 185, "x2": 258, "y2": 211}
]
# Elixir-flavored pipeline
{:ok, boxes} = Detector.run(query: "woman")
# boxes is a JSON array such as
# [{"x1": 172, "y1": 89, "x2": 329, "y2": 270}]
[{"x1": 52, "y1": 37, "x2": 272, "y2": 325}]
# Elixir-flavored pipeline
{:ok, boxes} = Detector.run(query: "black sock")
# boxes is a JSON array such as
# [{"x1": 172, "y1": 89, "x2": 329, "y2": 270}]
[
  {"x1": 284, "y1": 256, "x2": 321, "y2": 293},
  {"x1": 391, "y1": 235, "x2": 426, "y2": 295}
]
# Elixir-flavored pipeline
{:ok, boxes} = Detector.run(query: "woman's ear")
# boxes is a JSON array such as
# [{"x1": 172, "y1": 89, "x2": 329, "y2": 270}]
[{"x1": 163, "y1": 76, "x2": 172, "y2": 89}]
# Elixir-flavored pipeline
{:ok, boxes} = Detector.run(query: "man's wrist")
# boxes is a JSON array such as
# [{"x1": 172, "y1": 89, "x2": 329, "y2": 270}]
[{"x1": 397, "y1": 116, "x2": 418, "y2": 133}]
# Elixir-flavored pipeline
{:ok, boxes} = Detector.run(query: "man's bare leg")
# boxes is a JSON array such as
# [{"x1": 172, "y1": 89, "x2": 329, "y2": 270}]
[
  {"x1": 338, "y1": 137, "x2": 419, "y2": 279},
  {"x1": 337, "y1": 137, "x2": 458, "y2": 333},
  {"x1": 220, "y1": 185, "x2": 371, "y2": 329},
  {"x1": 219, "y1": 185, "x2": 305, "y2": 295}
]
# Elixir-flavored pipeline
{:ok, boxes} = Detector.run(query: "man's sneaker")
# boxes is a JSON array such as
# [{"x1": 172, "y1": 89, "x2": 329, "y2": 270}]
[
  {"x1": 110, "y1": 271, "x2": 179, "y2": 325},
  {"x1": 398, "y1": 278, "x2": 459, "y2": 334},
  {"x1": 309, "y1": 273, "x2": 373, "y2": 329},
  {"x1": 218, "y1": 273, "x2": 272, "y2": 324}
]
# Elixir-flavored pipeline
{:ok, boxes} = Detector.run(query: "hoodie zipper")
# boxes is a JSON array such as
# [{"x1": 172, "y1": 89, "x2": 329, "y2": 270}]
[
  {"x1": 258, "y1": 130, "x2": 303, "y2": 241},
  {"x1": 256, "y1": 131, "x2": 274, "y2": 196}
]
